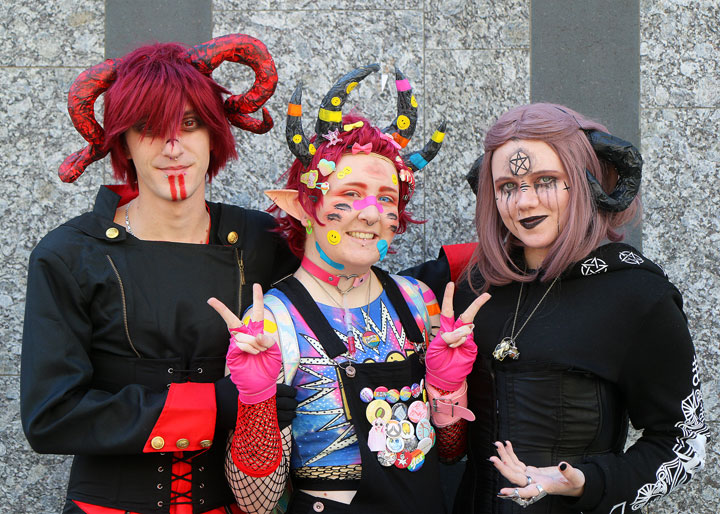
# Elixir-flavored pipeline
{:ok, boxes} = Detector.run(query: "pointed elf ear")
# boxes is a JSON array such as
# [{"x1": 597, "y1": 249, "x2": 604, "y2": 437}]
[{"x1": 265, "y1": 189, "x2": 305, "y2": 221}]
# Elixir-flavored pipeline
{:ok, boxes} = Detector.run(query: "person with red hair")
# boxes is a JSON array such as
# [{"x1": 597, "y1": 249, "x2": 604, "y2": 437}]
[
  {"x1": 410, "y1": 103, "x2": 708, "y2": 513},
  {"x1": 20, "y1": 36, "x2": 297, "y2": 514},
  {"x1": 208, "y1": 64, "x2": 487, "y2": 514}
]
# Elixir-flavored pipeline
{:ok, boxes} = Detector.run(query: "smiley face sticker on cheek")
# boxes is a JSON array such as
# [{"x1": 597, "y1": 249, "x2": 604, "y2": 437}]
[{"x1": 327, "y1": 230, "x2": 341, "y2": 245}]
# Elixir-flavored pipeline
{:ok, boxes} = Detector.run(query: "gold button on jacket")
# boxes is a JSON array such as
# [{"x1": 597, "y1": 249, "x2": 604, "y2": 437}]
[
  {"x1": 176, "y1": 438, "x2": 190, "y2": 449},
  {"x1": 150, "y1": 436, "x2": 165, "y2": 450}
]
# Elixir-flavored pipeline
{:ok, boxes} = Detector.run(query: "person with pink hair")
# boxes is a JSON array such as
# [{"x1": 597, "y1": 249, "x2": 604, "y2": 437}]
[
  {"x1": 208, "y1": 64, "x2": 488, "y2": 514},
  {"x1": 410, "y1": 103, "x2": 708, "y2": 513},
  {"x1": 21, "y1": 36, "x2": 298, "y2": 514}
]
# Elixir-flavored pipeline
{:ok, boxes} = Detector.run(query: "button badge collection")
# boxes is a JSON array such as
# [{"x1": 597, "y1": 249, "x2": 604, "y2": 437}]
[{"x1": 362, "y1": 380, "x2": 435, "y2": 472}]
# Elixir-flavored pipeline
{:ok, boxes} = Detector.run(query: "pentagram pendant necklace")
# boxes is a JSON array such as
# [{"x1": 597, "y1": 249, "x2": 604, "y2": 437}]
[{"x1": 493, "y1": 275, "x2": 560, "y2": 361}]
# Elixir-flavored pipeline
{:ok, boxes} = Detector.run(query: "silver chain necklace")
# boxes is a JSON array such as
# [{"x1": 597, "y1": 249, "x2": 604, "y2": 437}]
[
  {"x1": 124, "y1": 202, "x2": 134, "y2": 235},
  {"x1": 307, "y1": 272, "x2": 376, "y2": 377},
  {"x1": 493, "y1": 275, "x2": 559, "y2": 361}
]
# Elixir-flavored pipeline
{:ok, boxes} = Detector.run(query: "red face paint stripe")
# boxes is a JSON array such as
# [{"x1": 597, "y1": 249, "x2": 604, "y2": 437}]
[
  {"x1": 178, "y1": 174, "x2": 187, "y2": 200},
  {"x1": 168, "y1": 175, "x2": 178, "y2": 201}
]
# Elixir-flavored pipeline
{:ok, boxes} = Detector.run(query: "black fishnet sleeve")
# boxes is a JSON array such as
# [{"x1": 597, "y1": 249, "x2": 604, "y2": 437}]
[{"x1": 225, "y1": 425, "x2": 292, "y2": 514}]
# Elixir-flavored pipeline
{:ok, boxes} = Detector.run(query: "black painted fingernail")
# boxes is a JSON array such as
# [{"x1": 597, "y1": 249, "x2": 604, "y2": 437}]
[{"x1": 559, "y1": 462, "x2": 567, "y2": 471}]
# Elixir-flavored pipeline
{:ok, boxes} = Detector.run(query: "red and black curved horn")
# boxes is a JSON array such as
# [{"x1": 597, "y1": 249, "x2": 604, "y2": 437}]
[
  {"x1": 59, "y1": 58, "x2": 121, "y2": 183},
  {"x1": 186, "y1": 33, "x2": 278, "y2": 134}
]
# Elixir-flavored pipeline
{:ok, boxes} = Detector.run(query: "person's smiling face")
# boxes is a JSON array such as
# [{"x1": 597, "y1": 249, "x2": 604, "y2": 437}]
[
  {"x1": 491, "y1": 139, "x2": 570, "y2": 268},
  {"x1": 125, "y1": 105, "x2": 211, "y2": 202},
  {"x1": 307, "y1": 153, "x2": 400, "y2": 274}
]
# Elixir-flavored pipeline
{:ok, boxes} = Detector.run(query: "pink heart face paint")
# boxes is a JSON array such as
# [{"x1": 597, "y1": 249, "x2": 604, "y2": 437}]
[
  {"x1": 491, "y1": 139, "x2": 570, "y2": 268},
  {"x1": 353, "y1": 195, "x2": 384, "y2": 213}
]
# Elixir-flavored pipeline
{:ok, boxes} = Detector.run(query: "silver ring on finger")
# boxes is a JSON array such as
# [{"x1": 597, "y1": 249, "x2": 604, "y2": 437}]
[
  {"x1": 524, "y1": 484, "x2": 548, "y2": 507},
  {"x1": 511, "y1": 496, "x2": 530, "y2": 508},
  {"x1": 525, "y1": 475, "x2": 533, "y2": 486}
]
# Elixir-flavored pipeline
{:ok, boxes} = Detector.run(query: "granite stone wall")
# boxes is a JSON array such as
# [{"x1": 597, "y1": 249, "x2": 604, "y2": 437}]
[{"x1": 0, "y1": 1, "x2": 716, "y2": 512}]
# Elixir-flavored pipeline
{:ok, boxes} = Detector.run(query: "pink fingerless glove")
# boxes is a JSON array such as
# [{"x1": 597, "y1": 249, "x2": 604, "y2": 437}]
[
  {"x1": 425, "y1": 314, "x2": 477, "y2": 391},
  {"x1": 227, "y1": 321, "x2": 282, "y2": 404}
]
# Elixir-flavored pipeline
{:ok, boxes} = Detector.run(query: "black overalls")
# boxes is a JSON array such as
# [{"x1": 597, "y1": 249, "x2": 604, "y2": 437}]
[{"x1": 275, "y1": 268, "x2": 447, "y2": 514}]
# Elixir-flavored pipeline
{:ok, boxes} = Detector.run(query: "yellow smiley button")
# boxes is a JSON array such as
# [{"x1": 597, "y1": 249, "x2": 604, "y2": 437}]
[
  {"x1": 327, "y1": 230, "x2": 341, "y2": 245},
  {"x1": 397, "y1": 115, "x2": 410, "y2": 130}
]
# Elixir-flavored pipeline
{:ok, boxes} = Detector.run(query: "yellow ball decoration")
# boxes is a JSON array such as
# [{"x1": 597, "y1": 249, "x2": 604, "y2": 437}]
[
  {"x1": 292, "y1": 134, "x2": 302, "y2": 144},
  {"x1": 397, "y1": 115, "x2": 410, "y2": 130}
]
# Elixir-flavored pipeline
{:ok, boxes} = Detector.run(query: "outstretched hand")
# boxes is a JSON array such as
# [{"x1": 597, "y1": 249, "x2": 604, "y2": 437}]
[
  {"x1": 208, "y1": 283, "x2": 282, "y2": 404},
  {"x1": 438, "y1": 282, "x2": 490, "y2": 347},
  {"x1": 208, "y1": 284, "x2": 276, "y2": 355},
  {"x1": 424, "y1": 283, "x2": 490, "y2": 390},
  {"x1": 491, "y1": 440, "x2": 585, "y2": 503}
]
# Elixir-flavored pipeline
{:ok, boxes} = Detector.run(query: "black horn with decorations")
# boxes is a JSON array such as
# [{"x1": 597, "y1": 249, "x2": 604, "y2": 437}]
[
  {"x1": 284, "y1": 64, "x2": 446, "y2": 200},
  {"x1": 59, "y1": 33, "x2": 278, "y2": 183}
]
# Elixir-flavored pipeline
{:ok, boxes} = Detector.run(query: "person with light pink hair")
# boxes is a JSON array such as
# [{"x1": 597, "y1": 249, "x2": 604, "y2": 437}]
[{"x1": 409, "y1": 103, "x2": 708, "y2": 513}]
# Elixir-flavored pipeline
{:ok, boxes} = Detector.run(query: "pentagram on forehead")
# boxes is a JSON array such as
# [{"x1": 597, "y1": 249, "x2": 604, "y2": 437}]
[{"x1": 509, "y1": 150, "x2": 531, "y2": 176}]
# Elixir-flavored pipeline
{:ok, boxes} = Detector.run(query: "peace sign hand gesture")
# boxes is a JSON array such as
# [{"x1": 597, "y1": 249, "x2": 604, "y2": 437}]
[
  {"x1": 208, "y1": 283, "x2": 282, "y2": 404},
  {"x1": 425, "y1": 282, "x2": 491, "y2": 391}
]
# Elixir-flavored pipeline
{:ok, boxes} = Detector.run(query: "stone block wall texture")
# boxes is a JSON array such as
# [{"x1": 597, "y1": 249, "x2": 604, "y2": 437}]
[{"x1": 0, "y1": 1, "x2": 716, "y2": 512}]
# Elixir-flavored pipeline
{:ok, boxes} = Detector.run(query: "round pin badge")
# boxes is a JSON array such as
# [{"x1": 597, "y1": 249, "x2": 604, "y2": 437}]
[
  {"x1": 359, "y1": 387, "x2": 374, "y2": 403},
  {"x1": 394, "y1": 450, "x2": 412, "y2": 469},
  {"x1": 391, "y1": 403, "x2": 408, "y2": 421},
  {"x1": 366, "y1": 399, "x2": 391, "y2": 424},
  {"x1": 408, "y1": 449, "x2": 425, "y2": 472},
  {"x1": 385, "y1": 420, "x2": 401, "y2": 438},
  {"x1": 386, "y1": 389, "x2": 400, "y2": 404},
  {"x1": 417, "y1": 437, "x2": 433, "y2": 454},
  {"x1": 400, "y1": 420, "x2": 415, "y2": 439},
  {"x1": 377, "y1": 450, "x2": 396, "y2": 467},
  {"x1": 410, "y1": 383, "x2": 421, "y2": 398},
  {"x1": 427, "y1": 424, "x2": 436, "y2": 446},
  {"x1": 400, "y1": 386, "x2": 412, "y2": 401},
  {"x1": 408, "y1": 400, "x2": 427, "y2": 423},
  {"x1": 373, "y1": 386, "x2": 388, "y2": 401},
  {"x1": 386, "y1": 436, "x2": 404, "y2": 453},
  {"x1": 415, "y1": 418, "x2": 433, "y2": 440},
  {"x1": 403, "y1": 435, "x2": 419, "y2": 452}
]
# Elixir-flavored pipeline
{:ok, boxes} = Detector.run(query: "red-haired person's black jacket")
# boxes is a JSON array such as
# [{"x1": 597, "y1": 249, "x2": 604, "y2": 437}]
[{"x1": 21, "y1": 186, "x2": 297, "y2": 513}]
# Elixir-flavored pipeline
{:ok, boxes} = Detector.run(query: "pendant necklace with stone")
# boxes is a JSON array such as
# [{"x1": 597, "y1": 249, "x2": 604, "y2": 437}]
[{"x1": 493, "y1": 275, "x2": 560, "y2": 361}]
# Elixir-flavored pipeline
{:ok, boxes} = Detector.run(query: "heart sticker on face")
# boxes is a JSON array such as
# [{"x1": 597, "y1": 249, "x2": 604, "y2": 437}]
[{"x1": 318, "y1": 159, "x2": 336, "y2": 176}]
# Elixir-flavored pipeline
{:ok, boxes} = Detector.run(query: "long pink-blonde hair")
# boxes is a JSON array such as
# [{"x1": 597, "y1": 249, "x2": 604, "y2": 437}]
[{"x1": 464, "y1": 103, "x2": 640, "y2": 290}]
